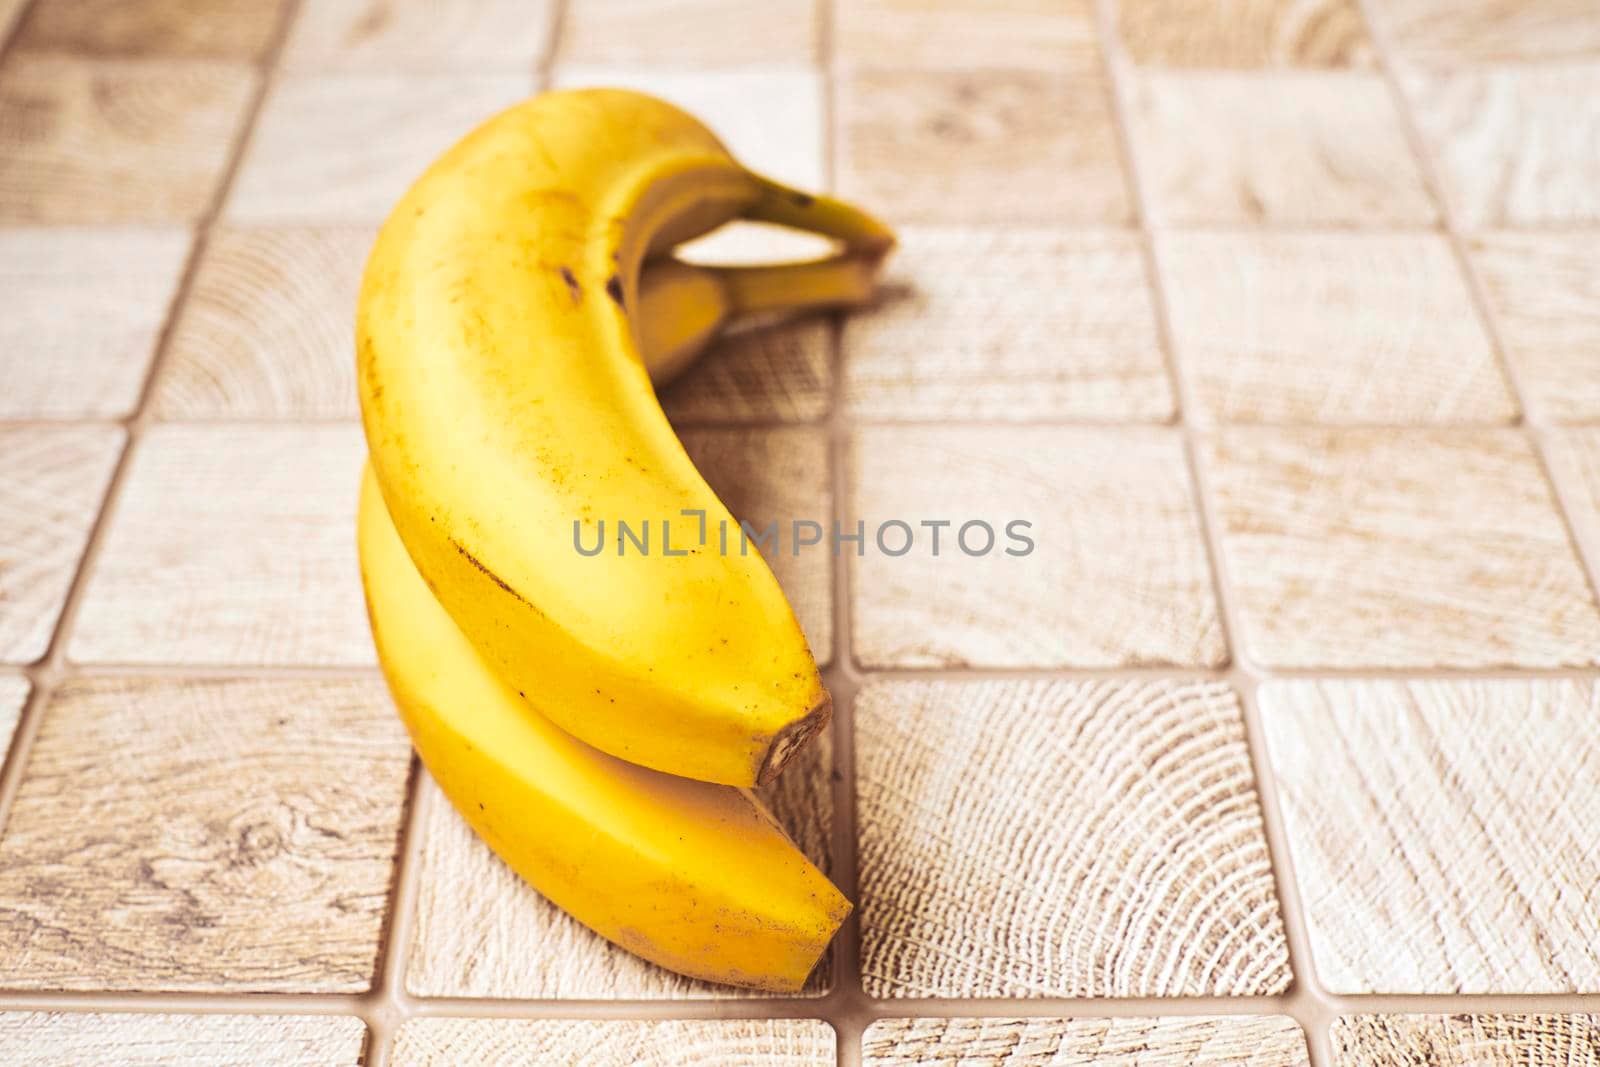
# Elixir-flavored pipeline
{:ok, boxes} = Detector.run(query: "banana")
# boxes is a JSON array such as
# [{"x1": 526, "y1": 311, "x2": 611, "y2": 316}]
[
  {"x1": 358, "y1": 465, "x2": 849, "y2": 992},
  {"x1": 358, "y1": 88, "x2": 892, "y2": 787}
]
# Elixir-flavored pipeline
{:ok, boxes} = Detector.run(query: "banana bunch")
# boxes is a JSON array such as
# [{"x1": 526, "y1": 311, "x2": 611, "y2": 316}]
[{"x1": 355, "y1": 89, "x2": 892, "y2": 991}]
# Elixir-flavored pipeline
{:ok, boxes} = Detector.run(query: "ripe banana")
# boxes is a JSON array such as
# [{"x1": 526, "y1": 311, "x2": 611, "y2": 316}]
[
  {"x1": 358, "y1": 88, "x2": 892, "y2": 787},
  {"x1": 358, "y1": 466, "x2": 849, "y2": 992}
]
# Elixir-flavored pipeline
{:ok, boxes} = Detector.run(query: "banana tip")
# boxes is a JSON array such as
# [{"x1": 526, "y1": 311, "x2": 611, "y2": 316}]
[{"x1": 756, "y1": 692, "x2": 833, "y2": 786}]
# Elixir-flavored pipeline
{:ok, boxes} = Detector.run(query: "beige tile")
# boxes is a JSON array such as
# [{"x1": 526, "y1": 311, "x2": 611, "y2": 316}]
[
  {"x1": 0, "y1": 676, "x2": 26, "y2": 764},
  {"x1": 660, "y1": 318, "x2": 832, "y2": 424},
  {"x1": 836, "y1": 69, "x2": 1130, "y2": 225},
  {"x1": 282, "y1": 0, "x2": 552, "y2": 71},
  {"x1": 856, "y1": 679, "x2": 1288, "y2": 998},
  {"x1": 1372, "y1": 0, "x2": 1600, "y2": 63},
  {"x1": 836, "y1": 0, "x2": 1097, "y2": 70},
  {"x1": 406, "y1": 732, "x2": 835, "y2": 998},
  {"x1": 1114, "y1": 0, "x2": 1374, "y2": 67},
  {"x1": 1332, "y1": 1014, "x2": 1600, "y2": 1066},
  {"x1": 0, "y1": 676, "x2": 411, "y2": 992},
  {"x1": 1406, "y1": 65, "x2": 1600, "y2": 228},
  {"x1": 0, "y1": 0, "x2": 25, "y2": 38},
  {"x1": 1543, "y1": 428, "x2": 1600, "y2": 577},
  {"x1": 556, "y1": 0, "x2": 816, "y2": 66},
  {"x1": 1205, "y1": 429, "x2": 1600, "y2": 668},
  {"x1": 1131, "y1": 73, "x2": 1435, "y2": 225},
  {"x1": 15, "y1": 0, "x2": 287, "y2": 59},
  {"x1": 154, "y1": 226, "x2": 372, "y2": 419},
  {"x1": 864, "y1": 1017, "x2": 1309, "y2": 1065},
  {"x1": 393, "y1": 1018, "x2": 834, "y2": 1067},
  {"x1": 851, "y1": 426, "x2": 1223, "y2": 668},
  {"x1": 0, "y1": 1012, "x2": 365, "y2": 1066},
  {"x1": 1160, "y1": 233, "x2": 1512, "y2": 424},
  {"x1": 0, "y1": 426, "x2": 123, "y2": 665},
  {"x1": 0, "y1": 228, "x2": 191, "y2": 418},
  {"x1": 0, "y1": 57, "x2": 257, "y2": 224},
  {"x1": 226, "y1": 73, "x2": 532, "y2": 223},
  {"x1": 70, "y1": 425, "x2": 372, "y2": 666},
  {"x1": 843, "y1": 227, "x2": 1174, "y2": 421},
  {"x1": 1471, "y1": 234, "x2": 1600, "y2": 422}
]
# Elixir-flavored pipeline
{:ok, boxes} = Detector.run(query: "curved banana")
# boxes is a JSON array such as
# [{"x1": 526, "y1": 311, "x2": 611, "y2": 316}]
[
  {"x1": 358, "y1": 466, "x2": 849, "y2": 992},
  {"x1": 358, "y1": 88, "x2": 892, "y2": 787}
]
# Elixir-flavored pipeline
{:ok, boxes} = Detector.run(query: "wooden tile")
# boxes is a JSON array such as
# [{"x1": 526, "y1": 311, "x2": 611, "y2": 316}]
[
  {"x1": 1405, "y1": 65, "x2": 1600, "y2": 228},
  {"x1": 0, "y1": 1012, "x2": 366, "y2": 1066},
  {"x1": 406, "y1": 733, "x2": 835, "y2": 997},
  {"x1": 70, "y1": 425, "x2": 373, "y2": 666},
  {"x1": 0, "y1": 228, "x2": 191, "y2": 418},
  {"x1": 1471, "y1": 234, "x2": 1600, "y2": 422},
  {"x1": 864, "y1": 1017, "x2": 1309, "y2": 1065},
  {"x1": 1371, "y1": 0, "x2": 1600, "y2": 64},
  {"x1": 851, "y1": 426, "x2": 1223, "y2": 668},
  {"x1": 0, "y1": 676, "x2": 412, "y2": 992},
  {"x1": 153, "y1": 226, "x2": 372, "y2": 419},
  {"x1": 836, "y1": 69, "x2": 1130, "y2": 225},
  {"x1": 1114, "y1": 0, "x2": 1374, "y2": 67},
  {"x1": 0, "y1": 426, "x2": 123, "y2": 665},
  {"x1": 835, "y1": 0, "x2": 1097, "y2": 70},
  {"x1": 1332, "y1": 1014, "x2": 1600, "y2": 1066},
  {"x1": 1205, "y1": 429, "x2": 1600, "y2": 668},
  {"x1": 393, "y1": 1018, "x2": 834, "y2": 1067},
  {"x1": 1539, "y1": 428, "x2": 1600, "y2": 584},
  {"x1": 843, "y1": 227, "x2": 1174, "y2": 421},
  {"x1": 556, "y1": 0, "x2": 816, "y2": 66},
  {"x1": 0, "y1": 676, "x2": 26, "y2": 764},
  {"x1": 856, "y1": 679, "x2": 1288, "y2": 998},
  {"x1": 1131, "y1": 73, "x2": 1435, "y2": 225},
  {"x1": 1160, "y1": 233, "x2": 1512, "y2": 424},
  {"x1": 226, "y1": 73, "x2": 532, "y2": 223},
  {"x1": 0, "y1": 57, "x2": 257, "y2": 223},
  {"x1": 660, "y1": 318, "x2": 832, "y2": 424},
  {"x1": 16, "y1": 0, "x2": 287, "y2": 59},
  {"x1": 0, "y1": 0, "x2": 25, "y2": 39},
  {"x1": 1263, "y1": 680, "x2": 1600, "y2": 994},
  {"x1": 282, "y1": 0, "x2": 552, "y2": 71}
]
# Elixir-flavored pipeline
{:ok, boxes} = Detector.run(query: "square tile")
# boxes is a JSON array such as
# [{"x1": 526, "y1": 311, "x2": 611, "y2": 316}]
[
  {"x1": 15, "y1": 0, "x2": 288, "y2": 59},
  {"x1": 282, "y1": 0, "x2": 553, "y2": 71},
  {"x1": 855, "y1": 679, "x2": 1289, "y2": 998},
  {"x1": 842, "y1": 227, "x2": 1174, "y2": 421},
  {"x1": 1130, "y1": 73, "x2": 1435, "y2": 225},
  {"x1": 864, "y1": 1017, "x2": 1309, "y2": 1065},
  {"x1": 1159, "y1": 233, "x2": 1512, "y2": 424},
  {"x1": 0, "y1": 57, "x2": 257, "y2": 223},
  {"x1": 0, "y1": 1012, "x2": 366, "y2": 1066},
  {"x1": 1542, "y1": 428, "x2": 1600, "y2": 572},
  {"x1": 1332, "y1": 1014, "x2": 1600, "y2": 1066},
  {"x1": 1371, "y1": 0, "x2": 1600, "y2": 63},
  {"x1": 0, "y1": 426, "x2": 124, "y2": 664},
  {"x1": 659, "y1": 318, "x2": 832, "y2": 424},
  {"x1": 1205, "y1": 429, "x2": 1600, "y2": 668},
  {"x1": 851, "y1": 426, "x2": 1224, "y2": 668},
  {"x1": 835, "y1": 0, "x2": 1097, "y2": 70},
  {"x1": 1405, "y1": 65, "x2": 1600, "y2": 227},
  {"x1": 1263, "y1": 680, "x2": 1600, "y2": 994},
  {"x1": 836, "y1": 69, "x2": 1130, "y2": 225},
  {"x1": 1113, "y1": 0, "x2": 1374, "y2": 67},
  {"x1": 393, "y1": 1019, "x2": 834, "y2": 1067},
  {"x1": 70, "y1": 424, "x2": 373, "y2": 666},
  {"x1": 556, "y1": 0, "x2": 816, "y2": 66},
  {"x1": 153, "y1": 225, "x2": 372, "y2": 419},
  {"x1": 1471, "y1": 234, "x2": 1600, "y2": 421},
  {"x1": 0, "y1": 228, "x2": 191, "y2": 418},
  {"x1": 0, "y1": 676, "x2": 26, "y2": 764},
  {"x1": 0, "y1": 676, "x2": 412, "y2": 992},
  {"x1": 226, "y1": 73, "x2": 532, "y2": 223}
]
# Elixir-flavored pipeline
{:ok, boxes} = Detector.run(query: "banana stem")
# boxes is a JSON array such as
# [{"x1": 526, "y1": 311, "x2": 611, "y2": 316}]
[
  {"x1": 743, "y1": 175, "x2": 897, "y2": 255},
  {"x1": 710, "y1": 254, "x2": 881, "y2": 321}
]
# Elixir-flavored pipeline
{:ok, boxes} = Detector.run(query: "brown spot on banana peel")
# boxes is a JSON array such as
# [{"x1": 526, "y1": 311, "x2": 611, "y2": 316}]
[
  {"x1": 449, "y1": 535, "x2": 532, "y2": 606},
  {"x1": 756, "y1": 691, "x2": 833, "y2": 786},
  {"x1": 558, "y1": 265, "x2": 582, "y2": 305},
  {"x1": 605, "y1": 274, "x2": 625, "y2": 308}
]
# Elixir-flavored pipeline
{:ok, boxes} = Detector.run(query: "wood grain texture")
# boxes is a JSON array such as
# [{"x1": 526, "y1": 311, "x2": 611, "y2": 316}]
[
  {"x1": 842, "y1": 227, "x2": 1174, "y2": 422},
  {"x1": 0, "y1": 1012, "x2": 365, "y2": 1067},
  {"x1": 392, "y1": 1018, "x2": 834, "y2": 1066},
  {"x1": 556, "y1": 0, "x2": 816, "y2": 66},
  {"x1": 282, "y1": 0, "x2": 553, "y2": 71},
  {"x1": 69, "y1": 425, "x2": 374, "y2": 666},
  {"x1": 1205, "y1": 429, "x2": 1600, "y2": 668},
  {"x1": 659, "y1": 317, "x2": 832, "y2": 424},
  {"x1": 153, "y1": 226, "x2": 372, "y2": 419},
  {"x1": 1405, "y1": 65, "x2": 1600, "y2": 227},
  {"x1": 16, "y1": 0, "x2": 287, "y2": 59},
  {"x1": 851, "y1": 426, "x2": 1224, "y2": 668},
  {"x1": 864, "y1": 1016, "x2": 1309, "y2": 1065},
  {"x1": 1332, "y1": 1013, "x2": 1600, "y2": 1066},
  {"x1": 1546, "y1": 429, "x2": 1600, "y2": 568},
  {"x1": 0, "y1": 676, "x2": 26, "y2": 765},
  {"x1": 1114, "y1": 0, "x2": 1373, "y2": 67},
  {"x1": 0, "y1": 56, "x2": 257, "y2": 223},
  {"x1": 0, "y1": 228, "x2": 191, "y2": 418},
  {"x1": 0, "y1": 426, "x2": 123, "y2": 664},
  {"x1": 0, "y1": 676, "x2": 412, "y2": 992},
  {"x1": 835, "y1": 0, "x2": 1097, "y2": 70},
  {"x1": 1131, "y1": 73, "x2": 1435, "y2": 225},
  {"x1": 1159, "y1": 233, "x2": 1512, "y2": 424},
  {"x1": 406, "y1": 732, "x2": 835, "y2": 998},
  {"x1": 836, "y1": 68, "x2": 1130, "y2": 225},
  {"x1": 855, "y1": 679, "x2": 1289, "y2": 998},
  {"x1": 1371, "y1": 0, "x2": 1600, "y2": 63},
  {"x1": 225, "y1": 73, "x2": 532, "y2": 223},
  {"x1": 1471, "y1": 234, "x2": 1600, "y2": 422}
]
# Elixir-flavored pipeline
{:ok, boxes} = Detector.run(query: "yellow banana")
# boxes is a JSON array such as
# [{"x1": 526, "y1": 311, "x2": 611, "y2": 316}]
[
  {"x1": 358, "y1": 88, "x2": 892, "y2": 787},
  {"x1": 358, "y1": 466, "x2": 849, "y2": 992}
]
